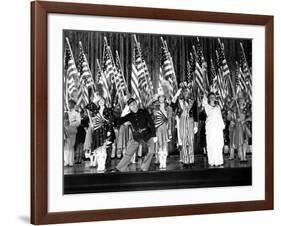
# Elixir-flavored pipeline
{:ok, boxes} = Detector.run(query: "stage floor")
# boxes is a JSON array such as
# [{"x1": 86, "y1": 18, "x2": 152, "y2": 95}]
[{"x1": 64, "y1": 154, "x2": 252, "y2": 175}]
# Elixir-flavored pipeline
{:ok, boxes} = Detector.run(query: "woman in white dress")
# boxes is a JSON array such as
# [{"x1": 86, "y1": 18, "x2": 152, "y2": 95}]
[{"x1": 202, "y1": 92, "x2": 225, "y2": 166}]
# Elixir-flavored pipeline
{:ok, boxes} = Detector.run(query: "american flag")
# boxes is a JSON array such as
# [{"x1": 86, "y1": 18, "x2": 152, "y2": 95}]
[
  {"x1": 131, "y1": 38, "x2": 151, "y2": 106},
  {"x1": 102, "y1": 37, "x2": 117, "y2": 90},
  {"x1": 217, "y1": 39, "x2": 231, "y2": 85},
  {"x1": 192, "y1": 43, "x2": 206, "y2": 93},
  {"x1": 239, "y1": 58, "x2": 252, "y2": 101},
  {"x1": 217, "y1": 68, "x2": 227, "y2": 99},
  {"x1": 64, "y1": 38, "x2": 78, "y2": 99},
  {"x1": 189, "y1": 52, "x2": 196, "y2": 73},
  {"x1": 76, "y1": 42, "x2": 94, "y2": 109},
  {"x1": 96, "y1": 59, "x2": 111, "y2": 104},
  {"x1": 186, "y1": 60, "x2": 193, "y2": 85},
  {"x1": 210, "y1": 59, "x2": 217, "y2": 86},
  {"x1": 131, "y1": 44, "x2": 142, "y2": 104},
  {"x1": 215, "y1": 69, "x2": 225, "y2": 109},
  {"x1": 195, "y1": 37, "x2": 204, "y2": 67},
  {"x1": 236, "y1": 67, "x2": 247, "y2": 95},
  {"x1": 115, "y1": 53, "x2": 126, "y2": 92},
  {"x1": 76, "y1": 85, "x2": 88, "y2": 110},
  {"x1": 115, "y1": 52, "x2": 127, "y2": 106},
  {"x1": 194, "y1": 61, "x2": 205, "y2": 93},
  {"x1": 77, "y1": 42, "x2": 94, "y2": 89},
  {"x1": 141, "y1": 54, "x2": 154, "y2": 98},
  {"x1": 160, "y1": 37, "x2": 178, "y2": 94},
  {"x1": 240, "y1": 43, "x2": 252, "y2": 97}
]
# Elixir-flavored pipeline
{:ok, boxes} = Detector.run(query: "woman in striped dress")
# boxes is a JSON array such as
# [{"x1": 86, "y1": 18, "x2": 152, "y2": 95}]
[
  {"x1": 84, "y1": 96, "x2": 114, "y2": 171},
  {"x1": 153, "y1": 92, "x2": 172, "y2": 169},
  {"x1": 171, "y1": 87, "x2": 198, "y2": 167}
]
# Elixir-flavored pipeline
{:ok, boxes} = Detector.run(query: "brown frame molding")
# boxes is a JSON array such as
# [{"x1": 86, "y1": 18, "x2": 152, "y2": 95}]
[{"x1": 31, "y1": 1, "x2": 274, "y2": 224}]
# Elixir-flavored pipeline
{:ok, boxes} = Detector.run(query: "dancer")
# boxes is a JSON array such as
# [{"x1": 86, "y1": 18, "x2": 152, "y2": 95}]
[
  {"x1": 153, "y1": 90, "x2": 172, "y2": 169},
  {"x1": 112, "y1": 98, "x2": 157, "y2": 172},
  {"x1": 232, "y1": 94, "x2": 252, "y2": 162},
  {"x1": 171, "y1": 84, "x2": 198, "y2": 167},
  {"x1": 74, "y1": 109, "x2": 89, "y2": 164},
  {"x1": 64, "y1": 99, "x2": 81, "y2": 167},
  {"x1": 84, "y1": 96, "x2": 114, "y2": 172},
  {"x1": 202, "y1": 92, "x2": 225, "y2": 166}
]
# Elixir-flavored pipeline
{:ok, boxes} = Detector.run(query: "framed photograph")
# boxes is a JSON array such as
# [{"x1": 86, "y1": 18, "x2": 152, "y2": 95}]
[{"x1": 31, "y1": 1, "x2": 274, "y2": 224}]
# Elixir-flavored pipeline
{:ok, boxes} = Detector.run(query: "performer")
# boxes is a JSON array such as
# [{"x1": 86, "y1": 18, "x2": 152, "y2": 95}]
[
  {"x1": 112, "y1": 97, "x2": 157, "y2": 172},
  {"x1": 64, "y1": 99, "x2": 81, "y2": 167},
  {"x1": 171, "y1": 84, "x2": 198, "y2": 167},
  {"x1": 231, "y1": 94, "x2": 252, "y2": 162},
  {"x1": 198, "y1": 103, "x2": 207, "y2": 155},
  {"x1": 74, "y1": 109, "x2": 89, "y2": 164},
  {"x1": 202, "y1": 92, "x2": 225, "y2": 166},
  {"x1": 84, "y1": 96, "x2": 114, "y2": 172},
  {"x1": 226, "y1": 100, "x2": 236, "y2": 160},
  {"x1": 115, "y1": 103, "x2": 133, "y2": 159},
  {"x1": 153, "y1": 90, "x2": 172, "y2": 169}
]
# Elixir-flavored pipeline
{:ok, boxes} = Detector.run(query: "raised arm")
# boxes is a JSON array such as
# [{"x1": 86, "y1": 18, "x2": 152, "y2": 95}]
[
  {"x1": 172, "y1": 88, "x2": 182, "y2": 103},
  {"x1": 202, "y1": 94, "x2": 211, "y2": 115}
]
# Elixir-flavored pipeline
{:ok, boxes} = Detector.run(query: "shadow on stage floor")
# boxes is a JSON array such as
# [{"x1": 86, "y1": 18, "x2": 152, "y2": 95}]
[{"x1": 64, "y1": 154, "x2": 252, "y2": 194}]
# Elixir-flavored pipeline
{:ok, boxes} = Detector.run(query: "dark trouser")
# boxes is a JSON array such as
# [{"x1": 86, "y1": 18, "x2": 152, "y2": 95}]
[{"x1": 116, "y1": 137, "x2": 155, "y2": 172}]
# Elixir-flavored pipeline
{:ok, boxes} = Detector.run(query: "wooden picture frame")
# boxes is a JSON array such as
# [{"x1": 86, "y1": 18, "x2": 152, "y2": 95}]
[{"x1": 31, "y1": 1, "x2": 274, "y2": 224}]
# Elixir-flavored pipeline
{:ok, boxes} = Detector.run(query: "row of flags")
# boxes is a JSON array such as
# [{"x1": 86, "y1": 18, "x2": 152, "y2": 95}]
[{"x1": 64, "y1": 35, "x2": 252, "y2": 112}]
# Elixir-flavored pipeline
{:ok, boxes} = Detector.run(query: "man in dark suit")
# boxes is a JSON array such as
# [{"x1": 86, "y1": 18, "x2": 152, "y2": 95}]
[{"x1": 113, "y1": 98, "x2": 157, "y2": 172}]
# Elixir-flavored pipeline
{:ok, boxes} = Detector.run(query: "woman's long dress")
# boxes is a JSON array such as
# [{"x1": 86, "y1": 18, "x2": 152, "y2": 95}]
[
  {"x1": 153, "y1": 109, "x2": 169, "y2": 150},
  {"x1": 178, "y1": 100, "x2": 195, "y2": 164},
  {"x1": 202, "y1": 97, "x2": 225, "y2": 166}
]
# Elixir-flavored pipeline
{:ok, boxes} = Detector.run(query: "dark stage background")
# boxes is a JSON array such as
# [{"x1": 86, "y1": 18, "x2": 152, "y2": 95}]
[{"x1": 63, "y1": 30, "x2": 252, "y2": 91}]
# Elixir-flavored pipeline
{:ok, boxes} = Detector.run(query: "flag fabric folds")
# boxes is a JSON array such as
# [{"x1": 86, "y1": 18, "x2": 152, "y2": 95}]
[
  {"x1": 160, "y1": 37, "x2": 178, "y2": 95},
  {"x1": 76, "y1": 42, "x2": 94, "y2": 109},
  {"x1": 63, "y1": 36, "x2": 252, "y2": 113},
  {"x1": 64, "y1": 38, "x2": 79, "y2": 101}
]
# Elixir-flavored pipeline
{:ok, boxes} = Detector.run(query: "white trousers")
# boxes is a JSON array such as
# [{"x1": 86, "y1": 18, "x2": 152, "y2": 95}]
[{"x1": 64, "y1": 149, "x2": 74, "y2": 166}]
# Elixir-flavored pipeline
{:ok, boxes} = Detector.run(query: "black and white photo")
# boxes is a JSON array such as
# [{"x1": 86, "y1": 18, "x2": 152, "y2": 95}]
[{"x1": 63, "y1": 29, "x2": 252, "y2": 194}]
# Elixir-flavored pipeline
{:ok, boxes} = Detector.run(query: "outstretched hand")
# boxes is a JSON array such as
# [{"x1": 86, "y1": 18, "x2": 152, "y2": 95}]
[{"x1": 175, "y1": 88, "x2": 182, "y2": 97}]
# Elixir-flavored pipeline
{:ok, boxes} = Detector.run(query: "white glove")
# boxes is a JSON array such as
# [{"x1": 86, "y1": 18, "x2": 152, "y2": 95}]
[
  {"x1": 153, "y1": 137, "x2": 158, "y2": 143},
  {"x1": 193, "y1": 126, "x2": 198, "y2": 134}
]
